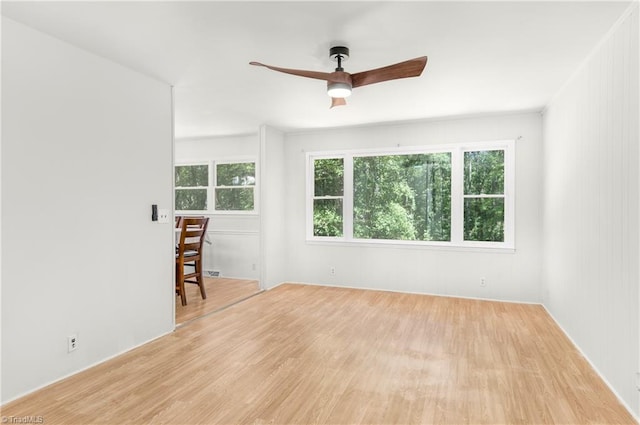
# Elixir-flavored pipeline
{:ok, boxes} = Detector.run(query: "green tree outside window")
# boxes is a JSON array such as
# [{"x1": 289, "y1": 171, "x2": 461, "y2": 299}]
[
  {"x1": 215, "y1": 162, "x2": 256, "y2": 211},
  {"x1": 313, "y1": 158, "x2": 344, "y2": 237},
  {"x1": 175, "y1": 164, "x2": 208, "y2": 210},
  {"x1": 353, "y1": 153, "x2": 451, "y2": 241},
  {"x1": 463, "y1": 150, "x2": 505, "y2": 242}
]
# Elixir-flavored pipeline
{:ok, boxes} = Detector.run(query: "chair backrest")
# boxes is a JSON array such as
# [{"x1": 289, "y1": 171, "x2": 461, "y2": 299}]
[{"x1": 177, "y1": 216, "x2": 209, "y2": 257}]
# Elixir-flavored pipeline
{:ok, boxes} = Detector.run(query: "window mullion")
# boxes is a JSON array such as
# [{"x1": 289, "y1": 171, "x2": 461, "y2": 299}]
[
  {"x1": 450, "y1": 148, "x2": 463, "y2": 244},
  {"x1": 463, "y1": 194, "x2": 505, "y2": 198},
  {"x1": 343, "y1": 154, "x2": 354, "y2": 240},
  {"x1": 306, "y1": 154, "x2": 314, "y2": 240},
  {"x1": 504, "y1": 144, "x2": 516, "y2": 247},
  {"x1": 210, "y1": 160, "x2": 216, "y2": 212}
]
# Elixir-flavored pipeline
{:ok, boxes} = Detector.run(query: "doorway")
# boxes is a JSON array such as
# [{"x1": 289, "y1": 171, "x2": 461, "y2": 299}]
[{"x1": 173, "y1": 134, "x2": 263, "y2": 325}]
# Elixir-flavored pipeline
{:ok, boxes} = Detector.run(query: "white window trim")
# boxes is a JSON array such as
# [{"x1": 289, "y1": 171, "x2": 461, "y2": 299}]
[
  {"x1": 306, "y1": 153, "x2": 344, "y2": 240},
  {"x1": 175, "y1": 157, "x2": 259, "y2": 215},
  {"x1": 175, "y1": 161, "x2": 210, "y2": 213},
  {"x1": 213, "y1": 159, "x2": 258, "y2": 215},
  {"x1": 306, "y1": 140, "x2": 515, "y2": 251}
]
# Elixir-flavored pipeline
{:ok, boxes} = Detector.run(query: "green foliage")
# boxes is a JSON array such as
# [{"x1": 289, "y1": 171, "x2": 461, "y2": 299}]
[
  {"x1": 408, "y1": 154, "x2": 451, "y2": 241},
  {"x1": 216, "y1": 163, "x2": 255, "y2": 186},
  {"x1": 463, "y1": 150, "x2": 505, "y2": 242},
  {"x1": 215, "y1": 162, "x2": 255, "y2": 210},
  {"x1": 313, "y1": 158, "x2": 344, "y2": 236},
  {"x1": 464, "y1": 198, "x2": 504, "y2": 242},
  {"x1": 363, "y1": 202, "x2": 416, "y2": 240},
  {"x1": 175, "y1": 189, "x2": 207, "y2": 211},
  {"x1": 313, "y1": 199, "x2": 343, "y2": 237},
  {"x1": 175, "y1": 164, "x2": 209, "y2": 211},
  {"x1": 174, "y1": 162, "x2": 257, "y2": 212},
  {"x1": 175, "y1": 165, "x2": 208, "y2": 187},
  {"x1": 464, "y1": 150, "x2": 504, "y2": 194},
  {"x1": 311, "y1": 149, "x2": 506, "y2": 243},
  {"x1": 314, "y1": 158, "x2": 344, "y2": 196},
  {"x1": 353, "y1": 153, "x2": 451, "y2": 241},
  {"x1": 215, "y1": 188, "x2": 254, "y2": 211}
]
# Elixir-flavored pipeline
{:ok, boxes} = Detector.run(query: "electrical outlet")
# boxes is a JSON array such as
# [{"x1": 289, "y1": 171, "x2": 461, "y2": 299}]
[
  {"x1": 480, "y1": 278, "x2": 486, "y2": 287},
  {"x1": 252, "y1": 263, "x2": 256, "y2": 271},
  {"x1": 636, "y1": 372, "x2": 640, "y2": 391},
  {"x1": 68, "y1": 334, "x2": 78, "y2": 353},
  {"x1": 330, "y1": 267, "x2": 335, "y2": 275}
]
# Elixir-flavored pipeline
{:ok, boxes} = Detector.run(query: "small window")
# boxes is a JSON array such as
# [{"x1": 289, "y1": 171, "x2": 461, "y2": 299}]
[
  {"x1": 313, "y1": 158, "x2": 344, "y2": 237},
  {"x1": 175, "y1": 164, "x2": 208, "y2": 211},
  {"x1": 174, "y1": 160, "x2": 257, "y2": 213},
  {"x1": 463, "y1": 150, "x2": 505, "y2": 242},
  {"x1": 215, "y1": 162, "x2": 256, "y2": 211}
]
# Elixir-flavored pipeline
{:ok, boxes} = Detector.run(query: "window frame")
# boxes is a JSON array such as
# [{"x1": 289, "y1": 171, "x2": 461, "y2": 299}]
[
  {"x1": 175, "y1": 157, "x2": 258, "y2": 215},
  {"x1": 460, "y1": 148, "x2": 510, "y2": 246},
  {"x1": 174, "y1": 161, "x2": 211, "y2": 212},
  {"x1": 306, "y1": 140, "x2": 515, "y2": 251},
  {"x1": 311, "y1": 156, "x2": 346, "y2": 239},
  {"x1": 213, "y1": 160, "x2": 258, "y2": 214}
]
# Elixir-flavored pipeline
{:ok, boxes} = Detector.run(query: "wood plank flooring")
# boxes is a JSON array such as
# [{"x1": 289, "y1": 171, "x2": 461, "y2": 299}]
[
  {"x1": 3, "y1": 284, "x2": 636, "y2": 424},
  {"x1": 176, "y1": 277, "x2": 260, "y2": 325}
]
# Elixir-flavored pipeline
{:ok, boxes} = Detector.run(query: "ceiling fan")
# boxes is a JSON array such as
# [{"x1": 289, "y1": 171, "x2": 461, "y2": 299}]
[{"x1": 250, "y1": 46, "x2": 428, "y2": 108}]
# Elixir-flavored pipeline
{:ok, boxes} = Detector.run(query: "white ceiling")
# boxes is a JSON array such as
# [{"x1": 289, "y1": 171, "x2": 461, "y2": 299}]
[{"x1": 1, "y1": 1, "x2": 632, "y2": 139}]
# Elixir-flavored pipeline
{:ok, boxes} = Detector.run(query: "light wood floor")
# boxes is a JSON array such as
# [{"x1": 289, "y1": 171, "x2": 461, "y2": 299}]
[
  {"x1": 4, "y1": 284, "x2": 636, "y2": 424},
  {"x1": 176, "y1": 277, "x2": 261, "y2": 325}
]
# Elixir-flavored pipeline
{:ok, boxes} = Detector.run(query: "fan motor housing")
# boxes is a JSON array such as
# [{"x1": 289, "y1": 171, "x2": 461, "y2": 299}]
[{"x1": 330, "y1": 46, "x2": 350, "y2": 62}]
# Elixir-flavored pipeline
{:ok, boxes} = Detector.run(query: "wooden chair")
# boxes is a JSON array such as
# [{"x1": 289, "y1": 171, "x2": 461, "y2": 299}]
[{"x1": 175, "y1": 216, "x2": 209, "y2": 306}]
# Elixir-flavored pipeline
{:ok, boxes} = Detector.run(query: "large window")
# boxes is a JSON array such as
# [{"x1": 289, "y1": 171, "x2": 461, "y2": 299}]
[
  {"x1": 353, "y1": 153, "x2": 451, "y2": 242},
  {"x1": 175, "y1": 160, "x2": 257, "y2": 213},
  {"x1": 307, "y1": 141, "x2": 514, "y2": 249}
]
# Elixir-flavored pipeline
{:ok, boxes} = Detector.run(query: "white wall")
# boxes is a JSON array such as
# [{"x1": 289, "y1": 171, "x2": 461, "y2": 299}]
[
  {"x1": 283, "y1": 112, "x2": 543, "y2": 302},
  {"x1": 542, "y1": 5, "x2": 639, "y2": 416},
  {"x1": 1, "y1": 18, "x2": 174, "y2": 403},
  {"x1": 175, "y1": 134, "x2": 260, "y2": 280},
  {"x1": 260, "y1": 125, "x2": 287, "y2": 289}
]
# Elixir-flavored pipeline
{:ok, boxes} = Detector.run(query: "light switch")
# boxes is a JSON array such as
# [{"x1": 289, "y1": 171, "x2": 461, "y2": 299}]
[{"x1": 158, "y1": 209, "x2": 170, "y2": 223}]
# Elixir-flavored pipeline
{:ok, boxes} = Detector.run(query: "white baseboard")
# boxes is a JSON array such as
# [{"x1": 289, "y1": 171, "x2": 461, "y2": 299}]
[{"x1": 282, "y1": 280, "x2": 541, "y2": 305}]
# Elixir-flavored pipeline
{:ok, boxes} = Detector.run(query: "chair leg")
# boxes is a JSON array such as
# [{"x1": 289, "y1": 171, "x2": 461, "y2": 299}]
[
  {"x1": 176, "y1": 262, "x2": 187, "y2": 306},
  {"x1": 196, "y1": 259, "x2": 207, "y2": 300}
]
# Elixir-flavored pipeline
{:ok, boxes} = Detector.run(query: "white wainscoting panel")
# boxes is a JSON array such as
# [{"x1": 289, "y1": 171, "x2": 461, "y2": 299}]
[
  {"x1": 542, "y1": 4, "x2": 639, "y2": 417},
  {"x1": 202, "y1": 230, "x2": 260, "y2": 280}
]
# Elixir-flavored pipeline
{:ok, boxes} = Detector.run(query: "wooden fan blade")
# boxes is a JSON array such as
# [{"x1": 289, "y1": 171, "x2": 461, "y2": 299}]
[
  {"x1": 249, "y1": 61, "x2": 333, "y2": 82},
  {"x1": 351, "y1": 56, "x2": 428, "y2": 88},
  {"x1": 330, "y1": 97, "x2": 347, "y2": 108}
]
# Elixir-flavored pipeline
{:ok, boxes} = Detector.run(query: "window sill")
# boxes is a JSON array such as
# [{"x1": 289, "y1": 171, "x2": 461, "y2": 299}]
[{"x1": 305, "y1": 238, "x2": 515, "y2": 254}]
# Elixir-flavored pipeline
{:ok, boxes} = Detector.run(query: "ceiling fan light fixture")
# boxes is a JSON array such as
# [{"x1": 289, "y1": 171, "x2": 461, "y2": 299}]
[
  {"x1": 327, "y1": 82, "x2": 352, "y2": 98},
  {"x1": 250, "y1": 47, "x2": 427, "y2": 108}
]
